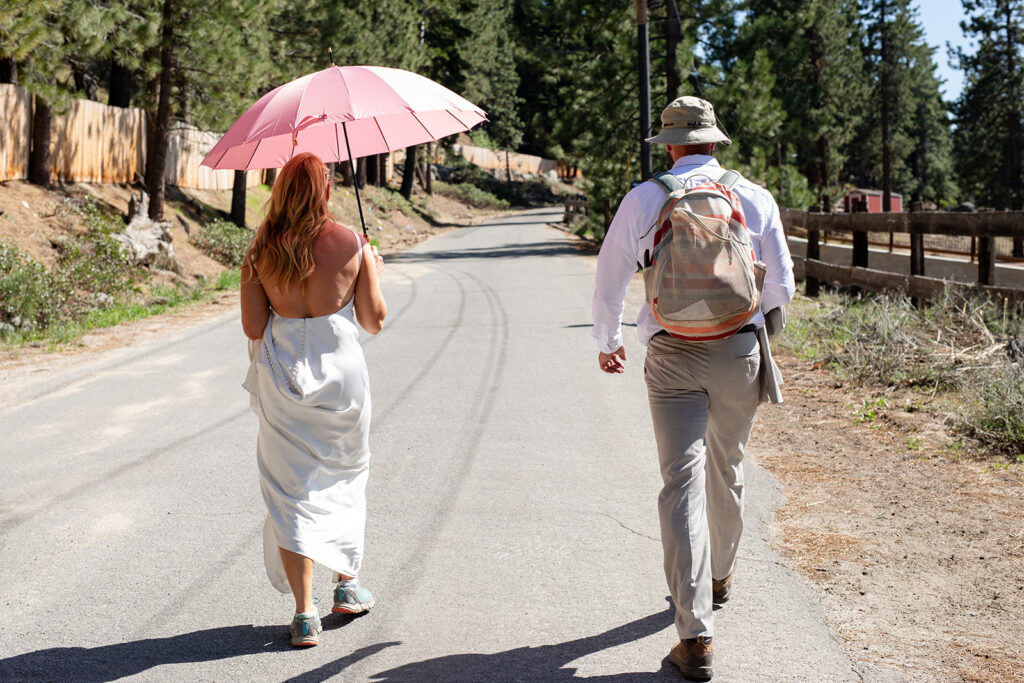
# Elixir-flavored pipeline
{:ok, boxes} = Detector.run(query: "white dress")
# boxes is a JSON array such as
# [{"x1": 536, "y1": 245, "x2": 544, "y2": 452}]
[{"x1": 243, "y1": 268, "x2": 371, "y2": 593}]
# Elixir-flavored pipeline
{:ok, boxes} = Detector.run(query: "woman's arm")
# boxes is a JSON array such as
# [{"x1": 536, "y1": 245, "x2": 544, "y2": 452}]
[
  {"x1": 354, "y1": 243, "x2": 387, "y2": 334},
  {"x1": 240, "y1": 263, "x2": 271, "y2": 340}
]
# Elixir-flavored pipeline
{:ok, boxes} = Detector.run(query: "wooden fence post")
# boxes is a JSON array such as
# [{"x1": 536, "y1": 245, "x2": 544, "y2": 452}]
[
  {"x1": 910, "y1": 230, "x2": 925, "y2": 307},
  {"x1": 852, "y1": 229, "x2": 868, "y2": 268},
  {"x1": 978, "y1": 237, "x2": 995, "y2": 286},
  {"x1": 806, "y1": 228, "x2": 820, "y2": 297}
]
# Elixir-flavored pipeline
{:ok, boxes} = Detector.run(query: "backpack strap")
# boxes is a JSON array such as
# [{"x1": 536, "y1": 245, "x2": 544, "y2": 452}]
[
  {"x1": 651, "y1": 171, "x2": 685, "y2": 194},
  {"x1": 651, "y1": 168, "x2": 740, "y2": 193},
  {"x1": 717, "y1": 168, "x2": 741, "y2": 190}
]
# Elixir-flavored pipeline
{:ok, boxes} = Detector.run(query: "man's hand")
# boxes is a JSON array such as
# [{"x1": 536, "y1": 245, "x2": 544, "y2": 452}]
[{"x1": 599, "y1": 346, "x2": 627, "y2": 374}]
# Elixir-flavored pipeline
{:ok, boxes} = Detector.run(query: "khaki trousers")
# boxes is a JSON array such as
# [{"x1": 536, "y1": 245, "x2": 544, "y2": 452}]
[{"x1": 644, "y1": 330, "x2": 761, "y2": 639}]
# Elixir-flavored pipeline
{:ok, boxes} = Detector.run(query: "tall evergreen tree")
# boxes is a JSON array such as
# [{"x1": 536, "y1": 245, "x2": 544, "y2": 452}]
[
  {"x1": 140, "y1": 0, "x2": 278, "y2": 220},
  {"x1": 742, "y1": 0, "x2": 868, "y2": 210},
  {"x1": 953, "y1": 0, "x2": 1024, "y2": 254}
]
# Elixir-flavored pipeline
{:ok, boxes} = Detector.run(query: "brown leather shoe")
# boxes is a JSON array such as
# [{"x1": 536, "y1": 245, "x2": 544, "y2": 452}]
[
  {"x1": 668, "y1": 636, "x2": 713, "y2": 680},
  {"x1": 712, "y1": 571, "x2": 733, "y2": 605}
]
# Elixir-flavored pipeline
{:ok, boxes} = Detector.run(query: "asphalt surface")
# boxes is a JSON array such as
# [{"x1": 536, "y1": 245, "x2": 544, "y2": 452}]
[{"x1": 0, "y1": 207, "x2": 868, "y2": 681}]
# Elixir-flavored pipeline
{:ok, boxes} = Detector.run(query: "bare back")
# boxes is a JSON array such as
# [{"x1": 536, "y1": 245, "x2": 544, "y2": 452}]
[{"x1": 257, "y1": 223, "x2": 361, "y2": 319}]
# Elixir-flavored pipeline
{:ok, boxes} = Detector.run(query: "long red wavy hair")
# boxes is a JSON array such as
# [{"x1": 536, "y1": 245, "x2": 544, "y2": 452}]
[{"x1": 246, "y1": 153, "x2": 334, "y2": 289}]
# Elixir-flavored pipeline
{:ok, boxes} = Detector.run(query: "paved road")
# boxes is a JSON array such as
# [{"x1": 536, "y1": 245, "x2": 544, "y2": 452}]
[{"x1": 0, "y1": 208, "x2": 867, "y2": 681}]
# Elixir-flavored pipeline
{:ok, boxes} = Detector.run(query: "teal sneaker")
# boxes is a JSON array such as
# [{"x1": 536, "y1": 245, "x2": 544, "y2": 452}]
[
  {"x1": 288, "y1": 611, "x2": 322, "y2": 647},
  {"x1": 332, "y1": 580, "x2": 375, "y2": 614}
]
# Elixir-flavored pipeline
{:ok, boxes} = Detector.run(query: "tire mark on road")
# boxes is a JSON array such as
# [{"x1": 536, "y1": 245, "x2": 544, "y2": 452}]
[
  {"x1": 363, "y1": 263, "x2": 510, "y2": 644},
  {"x1": 361, "y1": 267, "x2": 418, "y2": 349},
  {"x1": 369, "y1": 266, "x2": 467, "y2": 428}
]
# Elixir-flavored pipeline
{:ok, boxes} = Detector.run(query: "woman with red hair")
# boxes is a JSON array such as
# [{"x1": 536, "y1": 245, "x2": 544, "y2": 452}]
[{"x1": 241, "y1": 152, "x2": 386, "y2": 647}]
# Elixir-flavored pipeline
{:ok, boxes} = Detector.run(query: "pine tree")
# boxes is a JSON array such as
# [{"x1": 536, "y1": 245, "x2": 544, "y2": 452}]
[
  {"x1": 953, "y1": 0, "x2": 1024, "y2": 254},
  {"x1": 743, "y1": 0, "x2": 869, "y2": 210}
]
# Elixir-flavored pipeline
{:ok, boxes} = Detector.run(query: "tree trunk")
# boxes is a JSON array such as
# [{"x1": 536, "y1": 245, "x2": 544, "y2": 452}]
[
  {"x1": 880, "y1": 0, "x2": 892, "y2": 213},
  {"x1": 365, "y1": 153, "x2": 378, "y2": 186},
  {"x1": 71, "y1": 62, "x2": 98, "y2": 100},
  {"x1": 0, "y1": 57, "x2": 17, "y2": 84},
  {"x1": 264, "y1": 167, "x2": 277, "y2": 187},
  {"x1": 145, "y1": 0, "x2": 176, "y2": 221},
  {"x1": 340, "y1": 160, "x2": 352, "y2": 187},
  {"x1": 1006, "y1": 1, "x2": 1023, "y2": 255},
  {"x1": 108, "y1": 62, "x2": 133, "y2": 107},
  {"x1": 423, "y1": 143, "x2": 433, "y2": 194},
  {"x1": 665, "y1": 0, "x2": 681, "y2": 102},
  {"x1": 400, "y1": 145, "x2": 416, "y2": 200},
  {"x1": 176, "y1": 69, "x2": 189, "y2": 124},
  {"x1": 377, "y1": 153, "x2": 387, "y2": 188},
  {"x1": 816, "y1": 135, "x2": 829, "y2": 212},
  {"x1": 230, "y1": 170, "x2": 246, "y2": 228},
  {"x1": 356, "y1": 157, "x2": 366, "y2": 188},
  {"x1": 28, "y1": 97, "x2": 52, "y2": 188}
]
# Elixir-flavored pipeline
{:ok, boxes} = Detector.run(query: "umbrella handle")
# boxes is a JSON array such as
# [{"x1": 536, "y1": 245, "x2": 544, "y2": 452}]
[{"x1": 340, "y1": 122, "x2": 368, "y2": 238}]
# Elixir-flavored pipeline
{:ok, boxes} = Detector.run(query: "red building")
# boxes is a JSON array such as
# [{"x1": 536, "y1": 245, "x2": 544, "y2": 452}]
[{"x1": 843, "y1": 188, "x2": 903, "y2": 213}]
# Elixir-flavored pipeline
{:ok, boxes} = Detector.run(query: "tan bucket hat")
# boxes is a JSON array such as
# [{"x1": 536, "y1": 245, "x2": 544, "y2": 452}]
[{"x1": 646, "y1": 96, "x2": 731, "y2": 146}]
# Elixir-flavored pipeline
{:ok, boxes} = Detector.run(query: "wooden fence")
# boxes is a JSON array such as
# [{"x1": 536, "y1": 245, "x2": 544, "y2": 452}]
[
  {"x1": 49, "y1": 97, "x2": 145, "y2": 183},
  {"x1": 166, "y1": 125, "x2": 263, "y2": 190},
  {"x1": 0, "y1": 84, "x2": 261, "y2": 190},
  {"x1": 0, "y1": 85, "x2": 31, "y2": 182},
  {"x1": 781, "y1": 209, "x2": 1024, "y2": 304},
  {"x1": 451, "y1": 143, "x2": 567, "y2": 178}
]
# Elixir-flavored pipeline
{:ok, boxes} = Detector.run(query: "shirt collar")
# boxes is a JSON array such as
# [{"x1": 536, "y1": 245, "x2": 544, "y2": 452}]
[{"x1": 671, "y1": 154, "x2": 720, "y2": 170}]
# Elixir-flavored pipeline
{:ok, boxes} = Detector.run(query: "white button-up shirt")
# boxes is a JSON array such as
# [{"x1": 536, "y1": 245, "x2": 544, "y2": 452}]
[{"x1": 592, "y1": 154, "x2": 796, "y2": 354}]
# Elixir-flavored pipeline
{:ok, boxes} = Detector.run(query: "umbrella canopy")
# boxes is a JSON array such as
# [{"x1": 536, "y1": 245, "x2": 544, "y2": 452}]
[{"x1": 201, "y1": 65, "x2": 487, "y2": 171}]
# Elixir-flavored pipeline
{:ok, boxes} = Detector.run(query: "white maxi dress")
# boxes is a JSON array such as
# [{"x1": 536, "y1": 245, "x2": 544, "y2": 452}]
[{"x1": 243, "y1": 263, "x2": 371, "y2": 593}]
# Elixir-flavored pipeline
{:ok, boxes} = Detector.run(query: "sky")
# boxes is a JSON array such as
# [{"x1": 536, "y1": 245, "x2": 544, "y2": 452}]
[{"x1": 914, "y1": 0, "x2": 971, "y2": 103}]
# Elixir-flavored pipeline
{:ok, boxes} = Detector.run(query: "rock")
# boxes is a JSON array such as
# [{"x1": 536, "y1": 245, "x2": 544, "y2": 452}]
[
  {"x1": 0, "y1": 322, "x2": 15, "y2": 336},
  {"x1": 93, "y1": 292, "x2": 114, "y2": 308},
  {"x1": 543, "y1": 169, "x2": 559, "y2": 183},
  {"x1": 114, "y1": 191, "x2": 182, "y2": 274}
]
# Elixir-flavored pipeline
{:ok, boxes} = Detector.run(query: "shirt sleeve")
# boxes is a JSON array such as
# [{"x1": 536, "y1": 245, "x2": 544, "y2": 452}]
[
  {"x1": 592, "y1": 192, "x2": 640, "y2": 354},
  {"x1": 758, "y1": 193, "x2": 796, "y2": 312}
]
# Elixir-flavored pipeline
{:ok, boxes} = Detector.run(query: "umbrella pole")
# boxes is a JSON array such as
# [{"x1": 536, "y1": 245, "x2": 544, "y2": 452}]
[{"x1": 340, "y1": 122, "x2": 368, "y2": 238}]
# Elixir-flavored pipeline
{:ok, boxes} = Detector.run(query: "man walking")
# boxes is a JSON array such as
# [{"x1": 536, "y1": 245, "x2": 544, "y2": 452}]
[{"x1": 592, "y1": 96, "x2": 795, "y2": 680}]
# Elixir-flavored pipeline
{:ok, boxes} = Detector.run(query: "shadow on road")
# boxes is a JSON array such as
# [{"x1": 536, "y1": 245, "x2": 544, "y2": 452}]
[
  {"x1": 388, "y1": 240, "x2": 596, "y2": 264},
  {"x1": 0, "y1": 624, "x2": 397, "y2": 682},
  {"x1": 0, "y1": 606, "x2": 680, "y2": 682},
  {"x1": 363, "y1": 603, "x2": 680, "y2": 683}
]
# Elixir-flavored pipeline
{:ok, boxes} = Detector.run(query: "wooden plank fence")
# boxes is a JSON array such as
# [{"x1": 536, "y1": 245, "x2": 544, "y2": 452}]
[
  {"x1": 451, "y1": 143, "x2": 568, "y2": 178},
  {"x1": 0, "y1": 84, "x2": 262, "y2": 190},
  {"x1": 0, "y1": 84, "x2": 31, "y2": 182},
  {"x1": 781, "y1": 209, "x2": 1024, "y2": 304},
  {"x1": 49, "y1": 97, "x2": 145, "y2": 183},
  {"x1": 166, "y1": 125, "x2": 263, "y2": 191}
]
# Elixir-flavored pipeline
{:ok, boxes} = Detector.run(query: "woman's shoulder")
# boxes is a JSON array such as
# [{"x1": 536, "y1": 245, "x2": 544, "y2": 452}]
[
  {"x1": 314, "y1": 222, "x2": 363, "y2": 263},
  {"x1": 317, "y1": 221, "x2": 361, "y2": 245}
]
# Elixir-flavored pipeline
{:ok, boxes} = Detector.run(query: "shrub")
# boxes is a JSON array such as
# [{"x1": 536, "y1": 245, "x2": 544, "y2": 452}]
[
  {"x1": 444, "y1": 155, "x2": 556, "y2": 207},
  {"x1": 956, "y1": 362, "x2": 1024, "y2": 459},
  {"x1": 435, "y1": 182, "x2": 509, "y2": 210},
  {"x1": 0, "y1": 241, "x2": 67, "y2": 333},
  {"x1": 190, "y1": 219, "x2": 254, "y2": 267}
]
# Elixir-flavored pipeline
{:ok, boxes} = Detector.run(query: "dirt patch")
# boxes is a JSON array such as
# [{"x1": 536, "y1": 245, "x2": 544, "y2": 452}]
[{"x1": 755, "y1": 348, "x2": 1024, "y2": 681}]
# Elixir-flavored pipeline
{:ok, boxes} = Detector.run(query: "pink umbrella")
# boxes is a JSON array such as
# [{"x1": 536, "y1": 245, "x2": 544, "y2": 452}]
[{"x1": 201, "y1": 55, "x2": 487, "y2": 234}]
